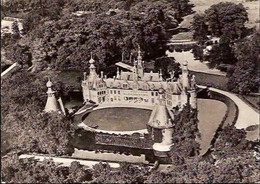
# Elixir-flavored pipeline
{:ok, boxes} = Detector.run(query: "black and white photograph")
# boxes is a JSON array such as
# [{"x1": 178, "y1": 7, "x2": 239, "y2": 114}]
[{"x1": 1, "y1": 0, "x2": 259, "y2": 183}]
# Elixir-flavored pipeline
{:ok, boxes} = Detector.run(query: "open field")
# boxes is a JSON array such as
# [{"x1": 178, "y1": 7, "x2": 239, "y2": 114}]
[
  {"x1": 190, "y1": 70, "x2": 228, "y2": 90},
  {"x1": 197, "y1": 98, "x2": 227, "y2": 155}
]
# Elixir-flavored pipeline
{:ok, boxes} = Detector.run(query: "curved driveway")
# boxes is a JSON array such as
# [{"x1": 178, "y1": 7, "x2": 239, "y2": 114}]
[{"x1": 198, "y1": 85, "x2": 259, "y2": 129}]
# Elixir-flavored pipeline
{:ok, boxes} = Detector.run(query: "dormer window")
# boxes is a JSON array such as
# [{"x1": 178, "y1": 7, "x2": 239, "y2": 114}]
[{"x1": 123, "y1": 83, "x2": 128, "y2": 89}]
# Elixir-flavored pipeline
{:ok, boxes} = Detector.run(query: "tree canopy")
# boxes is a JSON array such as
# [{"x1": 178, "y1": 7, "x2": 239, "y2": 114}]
[
  {"x1": 192, "y1": 2, "x2": 249, "y2": 43},
  {"x1": 227, "y1": 32, "x2": 260, "y2": 94},
  {"x1": 2, "y1": 0, "x2": 194, "y2": 73}
]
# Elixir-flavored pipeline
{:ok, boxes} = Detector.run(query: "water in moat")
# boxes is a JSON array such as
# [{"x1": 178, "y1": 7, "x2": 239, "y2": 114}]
[{"x1": 66, "y1": 91, "x2": 227, "y2": 162}]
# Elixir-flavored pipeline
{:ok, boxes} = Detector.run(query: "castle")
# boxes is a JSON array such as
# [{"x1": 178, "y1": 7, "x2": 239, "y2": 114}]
[
  {"x1": 44, "y1": 47, "x2": 198, "y2": 159},
  {"x1": 79, "y1": 48, "x2": 197, "y2": 158},
  {"x1": 81, "y1": 47, "x2": 197, "y2": 110}
]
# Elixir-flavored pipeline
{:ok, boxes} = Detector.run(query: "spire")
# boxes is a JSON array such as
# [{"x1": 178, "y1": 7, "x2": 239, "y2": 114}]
[
  {"x1": 116, "y1": 67, "x2": 120, "y2": 79},
  {"x1": 83, "y1": 72, "x2": 87, "y2": 81},
  {"x1": 89, "y1": 53, "x2": 96, "y2": 70},
  {"x1": 44, "y1": 78, "x2": 59, "y2": 113},
  {"x1": 182, "y1": 60, "x2": 190, "y2": 89},
  {"x1": 137, "y1": 45, "x2": 142, "y2": 60},
  {"x1": 129, "y1": 52, "x2": 133, "y2": 64},
  {"x1": 159, "y1": 69, "x2": 163, "y2": 81},
  {"x1": 182, "y1": 60, "x2": 188, "y2": 71},
  {"x1": 89, "y1": 52, "x2": 95, "y2": 64}
]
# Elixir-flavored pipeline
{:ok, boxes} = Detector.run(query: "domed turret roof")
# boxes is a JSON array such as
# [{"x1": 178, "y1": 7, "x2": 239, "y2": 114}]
[
  {"x1": 46, "y1": 78, "x2": 53, "y2": 88},
  {"x1": 89, "y1": 57, "x2": 95, "y2": 64}
]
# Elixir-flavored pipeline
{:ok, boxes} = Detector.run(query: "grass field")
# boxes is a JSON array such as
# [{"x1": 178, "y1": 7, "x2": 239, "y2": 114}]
[
  {"x1": 190, "y1": 70, "x2": 228, "y2": 90},
  {"x1": 83, "y1": 108, "x2": 151, "y2": 131},
  {"x1": 197, "y1": 98, "x2": 227, "y2": 155}
]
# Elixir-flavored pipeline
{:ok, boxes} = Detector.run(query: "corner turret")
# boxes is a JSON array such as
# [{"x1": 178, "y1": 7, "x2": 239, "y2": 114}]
[
  {"x1": 148, "y1": 88, "x2": 175, "y2": 158},
  {"x1": 44, "y1": 78, "x2": 59, "y2": 113}
]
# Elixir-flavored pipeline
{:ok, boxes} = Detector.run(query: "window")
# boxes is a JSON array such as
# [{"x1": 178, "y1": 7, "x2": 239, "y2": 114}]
[
  {"x1": 114, "y1": 90, "x2": 116, "y2": 94},
  {"x1": 123, "y1": 84, "x2": 128, "y2": 89},
  {"x1": 152, "y1": 98, "x2": 154, "y2": 103},
  {"x1": 151, "y1": 92, "x2": 154, "y2": 96},
  {"x1": 156, "y1": 92, "x2": 158, "y2": 96},
  {"x1": 118, "y1": 91, "x2": 120, "y2": 94},
  {"x1": 110, "y1": 90, "x2": 112, "y2": 94},
  {"x1": 111, "y1": 98, "x2": 113, "y2": 101},
  {"x1": 114, "y1": 96, "x2": 116, "y2": 100}
]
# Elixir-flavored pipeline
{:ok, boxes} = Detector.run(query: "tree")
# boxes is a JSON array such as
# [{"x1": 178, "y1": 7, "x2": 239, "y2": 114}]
[
  {"x1": 207, "y1": 36, "x2": 237, "y2": 67},
  {"x1": 205, "y1": 2, "x2": 248, "y2": 40},
  {"x1": 191, "y1": 14, "x2": 208, "y2": 44},
  {"x1": 227, "y1": 32, "x2": 260, "y2": 94},
  {"x1": 11, "y1": 21, "x2": 20, "y2": 36},
  {"x1": 1, "y1": 71, "x2": 74, "y2": 156},
  {"x1": 154, "y1": 56, "x2": 180, "y2": 79}
]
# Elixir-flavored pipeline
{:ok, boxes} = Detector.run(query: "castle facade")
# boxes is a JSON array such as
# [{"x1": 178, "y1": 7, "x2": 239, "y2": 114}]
[{"x1": 82, "y1": 48, "x2": 197, "y2": 110}]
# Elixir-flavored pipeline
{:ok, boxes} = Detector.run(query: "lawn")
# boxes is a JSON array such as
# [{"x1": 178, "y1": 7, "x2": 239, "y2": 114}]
[
  {"x1": 190, "y1": 70, "x2": 228, "y2": 90},
  {"x1": 83, "y1": 108, "x2": 151, "y2": 131},
  {"x1": 196, "y1": 98, "x2": 227, "y2": 155}
]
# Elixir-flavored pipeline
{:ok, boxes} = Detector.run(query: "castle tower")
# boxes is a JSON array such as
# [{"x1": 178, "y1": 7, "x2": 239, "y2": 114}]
[
  {"x1": 133, "y1": 59, "x2": 138, "y2": 81},
  {"x1": 180, "y1": 88, "x2": 188, "y2": 108},
  {"x1": 137, "y1": 45, "x2": 144, "y2": 79},
  {"x1": 82, "y1": 53, "x2": 98, "y2": 102},
  {"x1": 88, "y1": 53, "x2": 98, "y2": 82},
  {"x1": 116, "y1": 67, "x2": 121, "y2": 79},
  {"x1": 189, "y1": 75, "x2": 197, "y2": 109},
  {"x1": 159, "y1": 69, "x2": 163, "y2": 81},
  {"x1": 189, "y1": 90, "x2": 197, "y2": 109},
  {"x1": 148, "y1": 88, "x2": 175, "y2": 158},
  {"x1": 44, "y1": 78, "x2": 59, "y2": 112},
  {"x1": 182, "y1": 61, "x2": 190, "y2": 89}
]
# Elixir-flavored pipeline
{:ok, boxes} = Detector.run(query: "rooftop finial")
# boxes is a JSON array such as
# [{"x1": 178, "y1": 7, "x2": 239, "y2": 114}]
[
  {"x1": 89, "y1": 52, "x2": 95, "y2": 64},
  {"x1": 130, "y1": 52, "x2": 132, "y2": 64},
  {"x1": 46, "y1": 77, "x2": 53, "y2": 88},
  {"x1": 138, "y1": 45, "x2": 141, "y2": 54}
]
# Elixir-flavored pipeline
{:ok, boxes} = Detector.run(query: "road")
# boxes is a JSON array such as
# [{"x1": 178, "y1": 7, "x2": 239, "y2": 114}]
[
  {"x1": 19, "y1": 154, "x2": 121, "y2": 168},
  {"x1": 198, "y1": 85, "x2": 259, "y2": 129}
]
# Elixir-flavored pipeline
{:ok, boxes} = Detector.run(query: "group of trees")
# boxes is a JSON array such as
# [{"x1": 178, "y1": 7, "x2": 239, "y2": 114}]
[
  {"x1": 191, "y1": 2, "x2": 249, "y2": 67},
  {"x1": 1, "y1": 71, "x2": 74, "y2": 156},
  {"x1": 191, "y1": 2, "x2": 259, "y2": 94},
  {"x1": 2, "y1": 125, "x2": 258, "y2": 183},
  {"x1": 169, "y1": 105, "x2": 200, "y2": 165},
  {"x1": 192, "y1": 2, "x2": 249, "y2": 44},
  {"x1": 227, "y1": 32, "x2": 260, "y2": 94},
  {"x1": 2, "y1": 0, "x2": 194, "y2": 73}
]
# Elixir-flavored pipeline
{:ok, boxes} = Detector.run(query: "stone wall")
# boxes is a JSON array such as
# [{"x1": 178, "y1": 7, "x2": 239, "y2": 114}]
[{"x1": 95, "y1": 132, "x2": 153, "y2": 149}]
